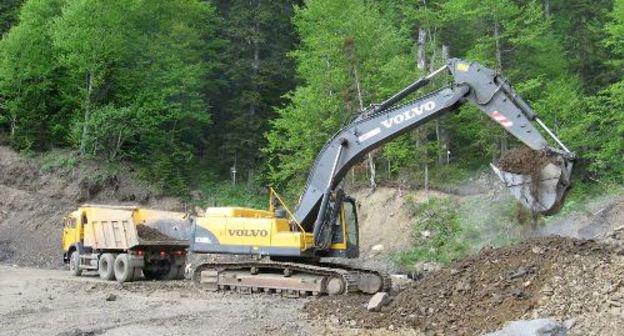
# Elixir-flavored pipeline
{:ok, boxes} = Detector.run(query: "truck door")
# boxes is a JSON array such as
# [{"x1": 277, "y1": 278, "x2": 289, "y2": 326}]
[{"x1": 62, "y1": 216, "x2": 80, "y2": 252}]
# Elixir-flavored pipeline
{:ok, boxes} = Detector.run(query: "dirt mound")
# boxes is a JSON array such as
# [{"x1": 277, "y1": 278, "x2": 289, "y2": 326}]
[
  {"x1": 136, "y1": 225, "x2": 178, "y2": 241},
  {"x1": 306, "y1": 236, "x2": 618, "y2": 335},
  {"x1": 0, "y1": 146, "x2": 183, "y2": 268}
]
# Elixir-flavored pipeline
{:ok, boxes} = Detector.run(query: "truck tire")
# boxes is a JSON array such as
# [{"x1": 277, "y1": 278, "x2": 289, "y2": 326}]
[
  {"x1": 162, "y1": 264, "x2": 182, "y2": 280},
  {"x1": 143, "y1": 269, "x2": 164, "y2": 280},
  {"x1": 114, "y1": 253, "x2": 135, "y2": 283},
  {"x1": 98, "y1": 253, "x2": 116, "y2": 281},
  {"x1": 69, "y1": 251, "x2": 82, "y2": 276}
]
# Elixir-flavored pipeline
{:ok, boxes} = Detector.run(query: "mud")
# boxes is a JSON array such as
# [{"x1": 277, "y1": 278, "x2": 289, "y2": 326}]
[
  {"x1": 136, "y1": 224, "x2": 178, "y2": 241},
  {"x1": 305, "y1": 236, "x2": 617, "y2": 335}
]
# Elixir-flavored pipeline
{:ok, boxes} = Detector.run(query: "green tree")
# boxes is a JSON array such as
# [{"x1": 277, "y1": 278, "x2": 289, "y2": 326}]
[
  {"x1": 265, "y1": 0, "x2": 416, "y2": 189},
  {"x1": 0, "y1": 0, "x2": 65, "y2": 150},
  {"x1": 52, "y1": 0, "x2": 218, "y2": 193},
  {"x1": 0, "y1": 0, "x2": 23, "y2": 35},
  {"x1": 548, "y1": 0, "x2": 614, "y2": 92},
  {"x1": 52, "y1": 0, "x2": 140, "y2": 156},
  {"x1": 209, "y1": 0, "x2": 299, "y2": 183}
]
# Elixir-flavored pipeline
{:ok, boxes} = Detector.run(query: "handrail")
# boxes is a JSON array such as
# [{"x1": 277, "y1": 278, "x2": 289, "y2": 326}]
[{"x1": 268, "y1": 187, "x2": 309, "y2": 249}]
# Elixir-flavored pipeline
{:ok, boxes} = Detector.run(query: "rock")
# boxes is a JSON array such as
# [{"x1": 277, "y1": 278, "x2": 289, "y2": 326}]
[
  {"x1": 511, "y1": 288, "x2": 527, "y2": 300},
  {"x1": 413, "y1": 261, "x2": 442, "y2": 273},
  {"x1": 455, "y1": 280, "x2": 471, "y2": 292},
  {"x1": 367, "y1": 292, "x2": 390, "y2": 312},
  {"x1": 563, "y1": 318, "x2": 576, "y2": 330},
  {"x1": 492, "y1": 293, "x2": 504, "y2": 305},
  {"x1": 540, "y1": 285, "x2": 554, "y2": 296},
  {"x1": 484, "y1": 319, "x2": 567, "y2": 336},
  {"x1": 371, "y1": 244, "x2": 384, "y2": 252},
  {"x1": 105, "y1": 293, "x2": 117, "y2": 302}
]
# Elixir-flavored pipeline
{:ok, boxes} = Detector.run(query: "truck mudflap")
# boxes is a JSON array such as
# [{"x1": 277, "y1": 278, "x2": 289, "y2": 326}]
[{"x1": 128, "y1": 254, "x2": 145, "y2": 268}]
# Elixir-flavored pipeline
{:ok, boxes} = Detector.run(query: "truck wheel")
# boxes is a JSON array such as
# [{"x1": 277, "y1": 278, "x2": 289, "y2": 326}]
[
  {"x1": 114, "y1": 253, "x2": 135, "y2": 283},
  {"x1": 69, "y1": 251, "x2": 82, "y2": 276},
  {"x1": 177, "y1": 266, "x2": 186, "y2": 280},
  {"x1": 162, "y1": 266, "x2": 182, "y2": 280},
  {"x1": 143, "y1": 269, "x2": 164, "y2": 280},
  {"x1": 98, "y1": 253, "x2": 116, "y2": 281}
]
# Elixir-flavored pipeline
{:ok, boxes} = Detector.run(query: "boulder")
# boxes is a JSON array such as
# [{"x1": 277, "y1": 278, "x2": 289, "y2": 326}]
[
  {"x1": 367, "y1": 292, "x2": 389, "y2": 312},
  {"x1": 485, "y1": 319, "x2": 567, "y2": 336}
]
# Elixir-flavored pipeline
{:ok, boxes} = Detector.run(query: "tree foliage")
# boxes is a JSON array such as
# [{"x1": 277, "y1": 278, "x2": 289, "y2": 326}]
[
  {"x1": 0, "y1": 0, "x2": 622, "y2": 196},
  {"x1": 265, "y1": 0, "x2": 416, "y2": 187}
]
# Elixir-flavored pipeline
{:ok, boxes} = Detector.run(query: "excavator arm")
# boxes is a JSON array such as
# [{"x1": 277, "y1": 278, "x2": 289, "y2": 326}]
[{"x1": 292, "y1": 58, "x2": 574, "y2": 248}]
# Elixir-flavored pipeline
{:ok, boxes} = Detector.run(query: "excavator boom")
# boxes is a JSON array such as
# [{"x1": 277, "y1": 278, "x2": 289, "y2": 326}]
[
  {"x1": 294, "y1": 58, "x2": 574, "y2": 240},
  {"x1": 189, "y1": 58, "x2": 575, "y2": 296}
]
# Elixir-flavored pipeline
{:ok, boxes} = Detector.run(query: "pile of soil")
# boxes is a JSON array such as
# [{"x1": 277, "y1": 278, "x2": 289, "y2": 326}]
[
  {"x1": 305, "y1": 236, "x2": 617, "y2": 335},
  {"x1": 497, "y1": 146, "x2": 556, "y2": 176},
  {"x1": 136, "y1": 225, "x2": 178, "y2": 241}
]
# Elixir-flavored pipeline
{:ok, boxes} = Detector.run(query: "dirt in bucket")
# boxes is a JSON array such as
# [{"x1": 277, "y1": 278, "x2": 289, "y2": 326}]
[
  {"x1": 497, "y1": 146, "x2": 556, "y2": 176},
  {"x1": 496, "y1": 146, "x2": 559, "y2": 200}
]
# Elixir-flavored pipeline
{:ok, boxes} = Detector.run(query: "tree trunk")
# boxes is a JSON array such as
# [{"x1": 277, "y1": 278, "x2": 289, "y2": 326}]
[
  {"x1": 417, "y1": 27, "x2": 427, "y2": 70},
  {"x1": 346, "y1": 38, "x2": 376, "y2": 190},
  {"x1": 493, "y1": 20, "x2": 503, "y2": 72},
  {"x1": 9, "y1": 115, "x2": 15, "y2": 139},
  {"x1": 355, "y1": 66, "x2": 376, "y2": 189},
  {"x1": 247, "y1": 168, "x2": 255, "y2": 188},
  {"x1": 424, "y1": 147, "x2": 429, "y2": 200},
  {"x1": 80, "y1": 72, "x2": 94, "y2": 157},
  {"x1": 440, "y1": 44, "x2": 450, "y2": 165},
  {"x1": 442, "y1": 44, "x2": 449, "y2": 62},
  {"x1": 544, "y1": 0, "x2": 551, "y2": 17},
  {"x1": 436, "y1": 120, "x2": 444, "y2": 165}
]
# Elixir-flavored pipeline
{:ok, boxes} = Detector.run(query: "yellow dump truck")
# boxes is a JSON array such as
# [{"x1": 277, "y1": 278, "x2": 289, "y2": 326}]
[{"x1": 62, "y1": 204, "x2": 190, "y2": 282}]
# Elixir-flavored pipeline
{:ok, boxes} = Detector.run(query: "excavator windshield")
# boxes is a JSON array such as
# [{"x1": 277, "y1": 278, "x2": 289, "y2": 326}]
[{"x1": 343, "y1": 199, "x2": 359, "y2": 254}]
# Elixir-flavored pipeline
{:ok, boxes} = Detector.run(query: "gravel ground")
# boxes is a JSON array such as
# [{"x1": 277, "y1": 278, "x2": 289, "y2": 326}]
[{"x1": 0, "y1": 265, "x2": 328, "y2": 336}]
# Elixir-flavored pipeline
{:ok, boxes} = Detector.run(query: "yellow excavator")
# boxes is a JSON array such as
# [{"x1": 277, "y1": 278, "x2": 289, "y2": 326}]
[{"x1": 189, "y1": 59, "x2": 575, "y2": 296}]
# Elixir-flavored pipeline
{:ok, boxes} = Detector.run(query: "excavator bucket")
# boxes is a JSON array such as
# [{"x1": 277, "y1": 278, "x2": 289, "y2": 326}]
[{"x1": 490, "y1": 147, "x2": 574, "y2": 216}]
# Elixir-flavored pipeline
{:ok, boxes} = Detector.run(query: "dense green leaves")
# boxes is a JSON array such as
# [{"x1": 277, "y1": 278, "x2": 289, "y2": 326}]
[
  {"x1": 210, "y1": 1, "x2": 299, "y2": 181},
  {"x1": 0, "y1": 0, "x2": 218, "y2": 194},
  {"x1": 0, "y1": 0, "x2": 65, "y2": 150},
  {"x1": 265, "y1": 0, "x2": 416, "y2": 187},
  {"x1": 0, "y1": 0, "x2": 622, "y2": 196}
]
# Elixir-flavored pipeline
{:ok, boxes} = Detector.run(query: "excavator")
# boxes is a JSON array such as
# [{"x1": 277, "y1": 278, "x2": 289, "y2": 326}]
[{"x1": 189, "y1": 58, "x2": 575, "y2": 296}]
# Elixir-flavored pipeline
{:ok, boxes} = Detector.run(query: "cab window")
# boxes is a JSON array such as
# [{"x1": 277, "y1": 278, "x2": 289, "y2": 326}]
[
  {"x1": 67, "y1": 217, "x2": 76, "y2": 229},
  {"x1": 343, "y1": 200, "x2": 358, "y2": 247}
]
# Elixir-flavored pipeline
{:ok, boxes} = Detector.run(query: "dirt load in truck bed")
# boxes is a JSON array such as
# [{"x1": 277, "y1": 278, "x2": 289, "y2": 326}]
[{"x1": 136, "y1": 224, "x2": 179, "y2": 242}]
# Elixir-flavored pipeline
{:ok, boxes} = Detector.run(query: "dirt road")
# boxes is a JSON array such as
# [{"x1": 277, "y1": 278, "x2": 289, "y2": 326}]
[{"x1": 0, "y1": 265, "x2": 325, "y2": 336}]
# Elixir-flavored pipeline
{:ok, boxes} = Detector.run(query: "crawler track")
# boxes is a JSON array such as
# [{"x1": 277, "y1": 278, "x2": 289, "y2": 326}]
[{"x1": 193, "y1": 259, "x2": 391, "y2": 297}]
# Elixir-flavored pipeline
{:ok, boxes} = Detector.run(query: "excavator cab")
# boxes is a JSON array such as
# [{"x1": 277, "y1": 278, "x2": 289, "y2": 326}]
[{"x1": 326, "y1": 197, "x2": 359, "y2": 258}]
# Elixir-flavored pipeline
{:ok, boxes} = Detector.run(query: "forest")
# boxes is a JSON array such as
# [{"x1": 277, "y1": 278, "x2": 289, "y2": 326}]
[{"x1": 0, "y1": 0, "x2": 622, "y2": 203}]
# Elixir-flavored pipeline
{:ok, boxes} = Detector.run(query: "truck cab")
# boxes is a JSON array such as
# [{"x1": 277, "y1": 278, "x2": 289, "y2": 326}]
[{"x1": 62, "y1": 210, "x2": 83, "y2": 263}]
